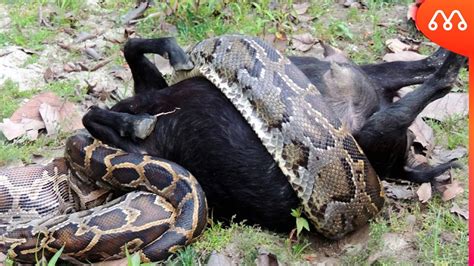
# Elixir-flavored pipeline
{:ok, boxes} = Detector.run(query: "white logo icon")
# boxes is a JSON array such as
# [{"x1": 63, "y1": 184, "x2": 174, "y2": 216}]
[{"x1": 429, "y1": 10, "x2": 467, "y2": 31}]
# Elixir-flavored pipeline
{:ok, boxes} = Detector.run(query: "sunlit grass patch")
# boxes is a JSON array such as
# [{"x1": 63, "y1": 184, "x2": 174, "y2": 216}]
[{"x1": 0, "y1": 79, "x2": 38, "y2": 119}]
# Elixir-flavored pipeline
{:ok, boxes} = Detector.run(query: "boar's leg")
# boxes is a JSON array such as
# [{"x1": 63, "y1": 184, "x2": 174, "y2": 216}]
[
  {"x1": 354, "y1": 52, "x2": 466, "y2": 183},
  {"x1": 360, "y1": 47, "x2": 450, "y2": 92},
  {"x1": 124, "y1": 37, "x2": 193, "y2": 94}
]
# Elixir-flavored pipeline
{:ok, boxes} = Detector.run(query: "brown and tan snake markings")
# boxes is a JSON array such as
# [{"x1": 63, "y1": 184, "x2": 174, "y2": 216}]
[
  {"x1": 1, "y1": 133, "x2": 207, "y2": 263},
  {"x1": 173, "y1": 35, "x2": 384, "y2": 239},
  {"x1": 1, "y1": 35, "x2": 384, "y2": 263}
]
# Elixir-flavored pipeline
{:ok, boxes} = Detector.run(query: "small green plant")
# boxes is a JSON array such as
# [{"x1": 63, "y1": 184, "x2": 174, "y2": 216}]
[
  {"x1": 328, "y1": 20, "x2": 353, "y2": 41},
  {"x1": 290, "y1": 238, "x2": 311, "y2": 258},
  {"x1": 4, "y1": 257, "x2": 14, "y2": 266},
  {"x1": 43, "y1": 79, "x2": 83, "y2": 102},
  {"x1": 193, "y1": 220, "x2": 233, "y2": 252},
  {"x1": 290, "y1": 207, "x2": 310, "y2": 236},
  {"x1": 172, "y1": 246, "x2": 199, "y2": 266},
  {"x1": 0, "y1": 79, "x2": 38, "y2": 119},
  {"x1": 427, "y1": 116, "x2": 468, "y2": 149},
  {"x1": 125, "y1": 246, "x2": 156, "y2": 266},
  {"x1": 55, "y1": 0, "x2": 84, "y2": 11},
  {"x1": 47, "y1": 246, "x2": 64, "y2": 266}
]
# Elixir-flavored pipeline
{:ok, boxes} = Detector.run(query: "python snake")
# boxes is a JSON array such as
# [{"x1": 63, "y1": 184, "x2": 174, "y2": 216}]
[
  {"x1": 0, "y1": 35, "x2": 384, "y2": 263},
  {"x1": 172, "y1": 35, "x2": 385, "y2": 239},
  {"x1": 0, "y1": 133, "x2": 207, "y2": 263}
]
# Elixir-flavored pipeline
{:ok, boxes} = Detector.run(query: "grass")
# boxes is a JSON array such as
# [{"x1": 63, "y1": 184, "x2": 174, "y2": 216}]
[
  {"x1": 0, "y1": 2, "x2": 55, "y2": 49},
  {"x1": 0, "y1": 0, "x2": 469, "y2": 265},
  {"x1": 169, "y1": 219, "x2": 312, "y2": 264},
  {"x1": 0, "y1": 132, "x2": 68, "y2": 166},
  {"x1": 417, "y1": 198, "x2": 468, "y2": 264},
  {"x1": 428, "y1": 116, "x2": 469, "y2": 150},
  {"x1": 0, "y1": 79, "x2": 38, "y2": 119},
  {"x1": 43, "y1": 79, "x2": 83, "y2": 102}
]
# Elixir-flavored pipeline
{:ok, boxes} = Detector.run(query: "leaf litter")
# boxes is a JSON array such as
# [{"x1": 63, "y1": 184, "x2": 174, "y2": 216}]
[{"x1": 0, "y1": 92, "x2": 83, "y2": 140}]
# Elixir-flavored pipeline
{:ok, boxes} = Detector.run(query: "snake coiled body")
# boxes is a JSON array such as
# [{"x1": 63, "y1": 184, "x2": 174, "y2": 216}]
[
  {"x1": 0, "y1": 133, "x2": 207, "y2": 263},
  {"x1": 172, "y1": 35, "x2": 385, "y2": 239}
]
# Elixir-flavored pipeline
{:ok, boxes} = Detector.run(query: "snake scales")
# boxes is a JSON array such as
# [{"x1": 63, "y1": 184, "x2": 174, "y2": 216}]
[
  {"x1": 172, "y1": 35, "x2": 385, "y2": 238},
  {"x1": 0, "y1": 133, "x2": 207, "y2": 263},
  {"x1": 1, "y1": 35, "x2": 384, "y2": 263}
]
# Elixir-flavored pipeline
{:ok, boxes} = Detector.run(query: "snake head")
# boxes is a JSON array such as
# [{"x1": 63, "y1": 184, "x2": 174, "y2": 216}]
[{"x1": 64, "y1": 130, "x2": 96, "y2": 169}]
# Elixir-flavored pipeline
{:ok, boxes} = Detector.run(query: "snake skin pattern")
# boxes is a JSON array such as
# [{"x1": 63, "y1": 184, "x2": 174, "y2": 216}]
[
  {"x1": 0, "y1": 133, "x2": 207, "y2": 263},
  {"x1": 172, "y1": 35, "x2": 385, "y2": 239}
]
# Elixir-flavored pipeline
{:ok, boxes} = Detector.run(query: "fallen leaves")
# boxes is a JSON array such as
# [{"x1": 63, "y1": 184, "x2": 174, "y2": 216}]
[
  {"x1": 450, "y1": 202, "x2": 468, "y2": 220},
  {"x1": 0, "y1": 92, "x2": 83, "y2": 140},
  {"x1": 382, "y1": 37, "x2": 427, "y2": 62},
  {"x1": 122, "y1": 1, "x2": 149, "y2": 25},
  {"x1": 382, "y1": 181, "x2": 416, "y2": 200},
  {"x1": 292, "y1": 2, "x2": 314, "y2": 23},
  {"x1": 292, "y1": 2, "x2": 310, "y2": 15},
  {"x1": 409, "y1": 116, "x2": 434, "y2": 150},
  {"x1": 416, "y1": 183, "x2": 432, "y2": 203},
  {"x1": 382, "y1": 51, "x2": 427, "y2": 62},
  {"x1": 291, "y1": 33, "x2": 318, "y2": 52},
  {"x1": 440, "y1": 180, "x2": 464, "y2": 201},
  {"x1": 206, "y1": 251, "x2": 232, "y2": 266},
  {"x1": 255, "y1": 251, "x2": 278, "y2": 266},
  {"x1": 263, "y1": 33, "x2": 287, "y2": 52},
  {"x1": 386, "y1": 39, "x2": 418, "y2": 53},
  {"x1": 419, "y1": 93, "x2": 468, "y2": 122}
]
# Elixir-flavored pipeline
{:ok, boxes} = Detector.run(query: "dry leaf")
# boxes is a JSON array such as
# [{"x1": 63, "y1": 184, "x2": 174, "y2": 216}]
[
  {"x1": 207, "y1": 251, "x2": 232, "y2": 266},
  {"x1": 419, "y1": 93, "x2": 468, "y2": 121},
  {"x1": 264, "y1": 33, "x2": 287, "y2": 52},
  {"x1": 255, "y1": 252, "x2": 278, "y2": 266},
  {"x1": 291, "y1": 33, "x2": 317, "y2": 52},
  {"x1": 383, "y1": 51, "x2": 427, "y2": 62},
  {"x1": 74, "y1": 32, "x2": 96, "y2": 43},
  {"x1": 43, "y1": 67, "x2": 56, "y2": 82},
  {"x1": 85, "y1": 47, "x2": 102, "y2": 60},
  {"x1": 9, "y1": 92, "x2": 83, "y2": 136},
  {"x1": 406, "y1": 151, "x2": 429, "y2": 168},
  {"x1": 450, "y1": 202, "x2": 468, "y2": 220},
  {"x1": 160, "y1": 21, "x2": 178, "y2": 35},
  {"x1": 382, "y1": 181, "x2": 416, "y2": 200},
  {"x1": 122, "y1": 1, "x2": 148, "y2": 25},
  {"x1": 11, "y1": 92, "x2": 59, "y2": 122},
  {"x1": 39, "y1": 103, "x2": 60, "y2": 135},
  {"x1": 416, "y1": 183, "x2": 432, "y2": 203},
  {"x1": 430, "y1": 146, "x2": 467, "y2": 165},
  {"x1": 293, "y1": 2, "x2": 310, "y2": 15},
  {"x1": 110, "y1": 66, "x2": 130, "y2": 81},
  {"x1": 434, "y1": 172, "x2": 451, "y2": 183},
  {"x1": 296, "y1": 14, "x2": 314, "y2": 22},
  {"x1": 386, "y1": 39, "x2": 411, "y2": 53},
  {"x1": 0, "y1": 119, "x2": 26, "y2": 140},
  {"x1": 442, "y1": 180, "x2": 464, "y2": 201},
  {"x1": 343, "y1": 0, "x2": 361, "y2": 8},
  {"x1": 63, "y1": 62, "x2": 81, "y2": 72},
  {"x1": 90, "y1": 59, "x2": 112, "y2": 71},
  {"x1": 408, "y1": 117, "x2": 433, "y2": 149}
]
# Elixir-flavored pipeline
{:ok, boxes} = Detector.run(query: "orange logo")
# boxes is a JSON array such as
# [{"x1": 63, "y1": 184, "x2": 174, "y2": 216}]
[{"x1": 416, "y1": 0, "x2": 473, "y2": 57}]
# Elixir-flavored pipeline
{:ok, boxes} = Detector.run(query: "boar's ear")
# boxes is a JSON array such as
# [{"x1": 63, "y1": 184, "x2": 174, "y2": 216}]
[{"x1": 321, "y1": 41, "x2": 351, "y2": 64}]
